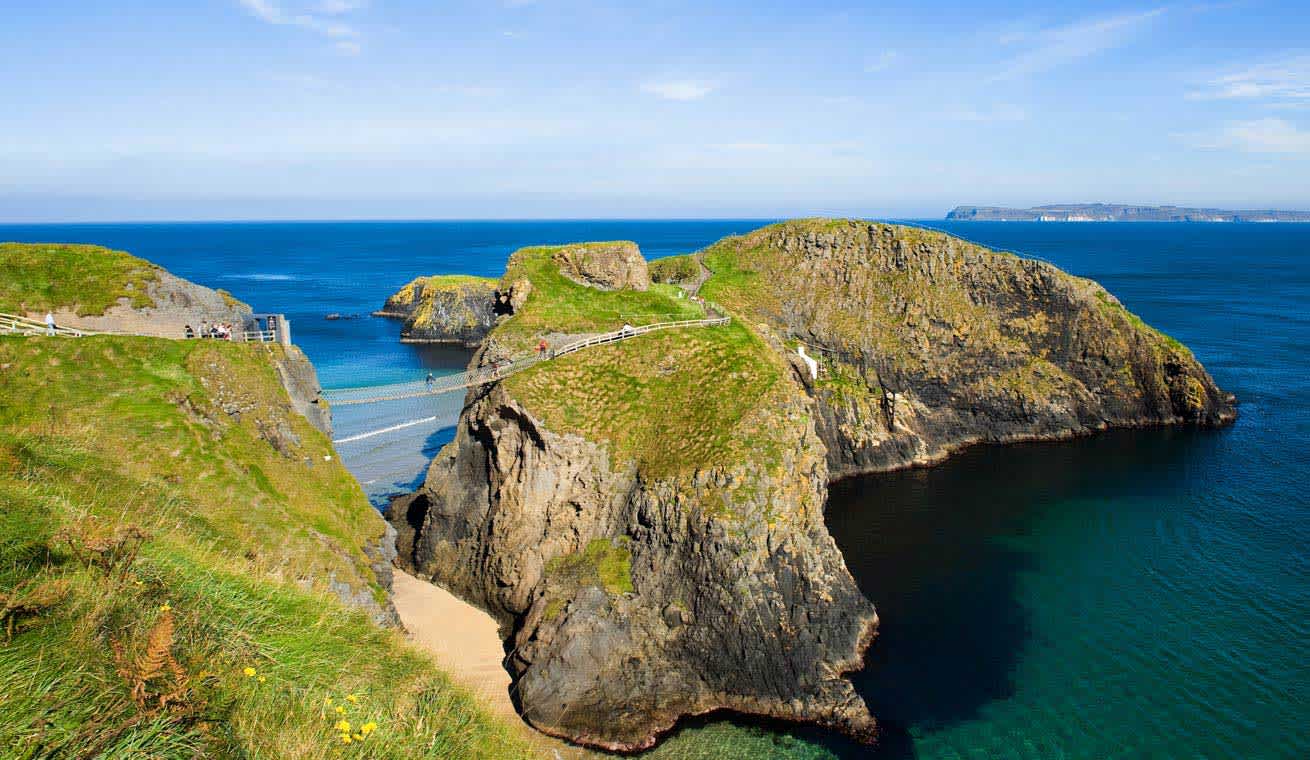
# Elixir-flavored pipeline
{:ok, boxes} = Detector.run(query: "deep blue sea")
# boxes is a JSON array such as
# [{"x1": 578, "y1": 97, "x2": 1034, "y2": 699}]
[{"x1": 2, "y1": 220, "x2": 1306, "y2": 759}]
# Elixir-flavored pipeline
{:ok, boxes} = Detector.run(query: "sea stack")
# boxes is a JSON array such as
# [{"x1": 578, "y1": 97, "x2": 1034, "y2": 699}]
[{"x1": 388, "y1": 220, "x2": 1235, "y2": 751}]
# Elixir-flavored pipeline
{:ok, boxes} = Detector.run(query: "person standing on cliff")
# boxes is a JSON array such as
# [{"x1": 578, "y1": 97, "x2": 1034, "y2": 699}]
[
  {"x1": 44, "y1": 312, "x2": 56, "y2": 336},
  {"x1": 425, "y1": 372, "x2": 435, "y2": 390}
]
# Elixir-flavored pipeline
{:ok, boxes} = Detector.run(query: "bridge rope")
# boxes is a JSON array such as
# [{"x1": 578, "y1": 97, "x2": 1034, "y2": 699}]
[{"x1": 322, "y1": 315, "x2": 730, "y2": 408}]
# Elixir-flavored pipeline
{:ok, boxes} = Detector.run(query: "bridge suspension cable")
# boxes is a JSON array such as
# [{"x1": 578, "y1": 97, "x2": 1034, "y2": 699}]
[{"x1": 321, "y1": 315, "x2": 730, "y2": 408}]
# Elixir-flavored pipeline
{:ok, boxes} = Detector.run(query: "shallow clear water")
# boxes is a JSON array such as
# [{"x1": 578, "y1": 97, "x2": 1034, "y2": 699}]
[{"x1": 3, "y1": 220, "x2": 1306, "y2": 758}]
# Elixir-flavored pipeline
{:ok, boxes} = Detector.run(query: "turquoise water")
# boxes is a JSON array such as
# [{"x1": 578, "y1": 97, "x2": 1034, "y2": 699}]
[{"x1": 2, "y1": 221, "x2": 1306, "y2": 758}]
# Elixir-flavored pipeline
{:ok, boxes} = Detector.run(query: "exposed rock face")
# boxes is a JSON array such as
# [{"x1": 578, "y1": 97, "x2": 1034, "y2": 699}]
[
  {"x1": 41, "y1": 269, "x2": 255, "y2": 339},
  {"x1": 389, "y1": 220, "x2": 1236, "y2": 751},
  {"x1": 390, "y1": 376, "x2": 877, "y2": 751},
  {"x1": 551, "y1": 242, "x2": 650, "y2": 291},
  {"x1": 268, "y1": 344, "x2": 333, "y2": 437},
  {"x1": 375, "y1": 276, "x2": 498, "y2": 346},
  {"x1": 700, "y1": 220, "x2": 1237, "y2": 477}
]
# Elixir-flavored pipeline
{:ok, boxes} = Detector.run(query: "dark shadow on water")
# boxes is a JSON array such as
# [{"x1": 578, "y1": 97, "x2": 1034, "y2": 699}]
[{"x1": 816, "y1": 425, "x2": 1230, "y2": 757}]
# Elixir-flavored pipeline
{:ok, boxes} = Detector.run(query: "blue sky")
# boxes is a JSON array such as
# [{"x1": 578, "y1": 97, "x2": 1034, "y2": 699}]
[{"x1": 2, "y1": 0, "x2": 1308, "y2": 220}]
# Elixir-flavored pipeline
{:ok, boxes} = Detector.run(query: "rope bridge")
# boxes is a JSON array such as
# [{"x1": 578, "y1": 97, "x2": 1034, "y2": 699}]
[{"x1": 324, "y1": 315, "x2": 730, "y2": 445}]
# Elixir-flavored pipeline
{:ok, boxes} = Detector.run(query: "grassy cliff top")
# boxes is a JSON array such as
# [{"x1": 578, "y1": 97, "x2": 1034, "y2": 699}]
[
  {"x1": 0, "y1": 335, "x2": 525, "y2": 758},
  {"x1": 493, "y1": 243, "x2": 704, "y2": 352},
  {"x1": 0, "y1": 242, "x2": 160, "y2": 315},
  {"x1": 486, "y1": 241, "x2": 794, "y2": 478},
  {"x1": 388, "y1": 274, "x2": 498, "y2": 303}
]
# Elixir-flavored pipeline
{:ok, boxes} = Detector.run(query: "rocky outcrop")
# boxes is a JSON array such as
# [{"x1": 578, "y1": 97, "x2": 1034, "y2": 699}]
[
  {"x1": 375, "y1": 276, "x2": 498, "y2": 346},
  {"x1": 390, "y1": 377, "x2": 876, "y2": 751},
  {"x1": 388, "y1": 219, "x2": 1236, "y2": 751},
  {"x1": 268, "y1": 344, "x2": 332, "y2": 437},
  {"x1": 701, "y1": 220, "x2": 1237, "y2": 477},
  {"x1": 551, "y1": 242, "x2": 650, "y2": 291},
  {"x1": 41, "y1": 268, "x2": 255, "y2": 339}
]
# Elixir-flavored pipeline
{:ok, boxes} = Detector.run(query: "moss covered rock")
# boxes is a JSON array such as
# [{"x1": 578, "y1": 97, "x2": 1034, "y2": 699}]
[{"x1": 376, "y1": 275, "x2": 498, "y2": 346}]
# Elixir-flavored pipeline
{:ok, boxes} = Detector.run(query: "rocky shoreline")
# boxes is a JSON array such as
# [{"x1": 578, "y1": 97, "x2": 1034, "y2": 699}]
[{"x1": 383, "y1": 219, "x2": 1236, "y2": 751}]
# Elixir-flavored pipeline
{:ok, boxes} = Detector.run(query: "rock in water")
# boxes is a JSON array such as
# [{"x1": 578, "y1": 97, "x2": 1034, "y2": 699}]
[
  {"x1": 387, "y1": 220, "x2": 1235, "y2": 751},
  {"x1": 375, "y1": 275, "x2": 498, "y2": 346}
]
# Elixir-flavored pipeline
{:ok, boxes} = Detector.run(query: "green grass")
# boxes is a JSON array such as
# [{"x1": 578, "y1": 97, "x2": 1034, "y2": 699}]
[
  {"x1": 0, "y1": 335, "x2": 529, "y2": 759},
  {"x1": 494, "y1": 244, "x2": 704, "y2": 353},
  {"x1": 0, "y1": 242, "x2": 160, "y2": 315},
  {"x1": 505, "y1": 321, "x2": 782, "y2": 478},
  {"x1": 544, "y1": 538, "x2": 634, "y2": 597},
  {"x1": 648, "y1": 255, "x2": 700, "y2": 285}
]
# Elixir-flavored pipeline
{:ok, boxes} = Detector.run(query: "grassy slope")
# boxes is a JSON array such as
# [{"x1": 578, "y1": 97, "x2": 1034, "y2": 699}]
[
  {"x1": 493, "y1": 244, "x2": 705, "y2": 353},
  {"x1": 0, "y1": 335, "x2": 527, "y2": 758},
  {"x1": 496, "y1": 244, "x2": 786, "y2": 479},
  {"x1": 0, "y1": 242, "x2": 160, "y2": 315}
]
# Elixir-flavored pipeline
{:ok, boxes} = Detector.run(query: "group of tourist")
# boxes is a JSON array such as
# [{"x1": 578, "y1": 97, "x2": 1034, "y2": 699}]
[{"x1": 184, "y1": 322, "x2": 238, "y2": 340}]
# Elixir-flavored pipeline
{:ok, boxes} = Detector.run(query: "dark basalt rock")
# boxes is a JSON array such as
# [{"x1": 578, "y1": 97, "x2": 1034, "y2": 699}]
[{"x1": 386, "y1": 219, "x2": 1236, "y2": 751}]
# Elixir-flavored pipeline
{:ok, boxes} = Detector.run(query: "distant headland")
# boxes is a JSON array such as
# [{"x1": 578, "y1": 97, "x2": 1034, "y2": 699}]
[{"x1": 946, "y1": 204, "x2": 1310, "y2": 222}]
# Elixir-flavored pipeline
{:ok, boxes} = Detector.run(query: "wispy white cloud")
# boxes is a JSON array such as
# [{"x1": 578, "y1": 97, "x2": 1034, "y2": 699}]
[
  {"x1": 990, "y1": 8, "x2": 1166, "y2": 81},
  {"x1": 946, "y1": 105, "x2": 1028, "y2": 123},
  {"x1": 237, "y1": 0, "x2": 364, "y2": 54},
  {"x1": 1181, "y1": 118, "x2": 1310, "y2": 155},
  {"x1": 864, "y1": 51, "x2": 899, "y2": 74},
  {"x1": 1189, "y1": 55, "x2": 1310, "y2": 102},
  {"x1": 640, "y1": 80, "x2": 715, "y2": 101}
]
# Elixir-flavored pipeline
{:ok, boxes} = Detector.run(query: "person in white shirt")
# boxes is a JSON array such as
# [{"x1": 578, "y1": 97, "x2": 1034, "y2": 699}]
[{"x1": 44, "y1": 312, "x2": 56, "y2": 336}]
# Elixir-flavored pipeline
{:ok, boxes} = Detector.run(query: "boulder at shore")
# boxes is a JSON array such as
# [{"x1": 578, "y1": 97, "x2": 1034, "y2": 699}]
[{"x1": 388, "y1": 220, "x2": 1236, "y2": 751}]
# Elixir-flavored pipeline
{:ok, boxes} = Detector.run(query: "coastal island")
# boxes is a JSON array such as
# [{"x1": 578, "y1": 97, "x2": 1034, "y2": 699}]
[
  {"x1": 384, "y1": 219, "x2": 1236, "y2": 751},
  {"x1": 946, "y1": 204, "x2": 1310, "y2": 222}
]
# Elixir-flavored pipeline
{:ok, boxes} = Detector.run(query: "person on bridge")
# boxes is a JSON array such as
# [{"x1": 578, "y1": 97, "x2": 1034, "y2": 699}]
[
  {"x1": 44, "y1": 312, "x2": 56, "y2": 336},
  {"x1": 537, "y1": 339, "x2": 548, "y2": 356},
  {"x1": 425, "y1": 372, "x2": 436, "y2": 390}
]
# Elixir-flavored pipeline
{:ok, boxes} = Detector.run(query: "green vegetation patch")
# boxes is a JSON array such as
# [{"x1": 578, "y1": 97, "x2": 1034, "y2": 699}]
[
  {"x1": 545, "y1": 537, "x2": 634, "y2": 596},
  {"x1": 504, "y1": 320, "x2": 782, "y2": 477},
  {"x1": 494, "y1": 243, "x2": 704, "y2": 353},
  {"x1": 1095, "y1": 289, "x2": 1191, "y2": 357},
  {"x1": 0, "y1": 242, "x2": 160, "y2": 316},
  {"x1": 0, "y1": 335, "x2": 526, "y2": 759},
  {"x1": 648, "y1": 254, "x2": 700, "y2": 285}
]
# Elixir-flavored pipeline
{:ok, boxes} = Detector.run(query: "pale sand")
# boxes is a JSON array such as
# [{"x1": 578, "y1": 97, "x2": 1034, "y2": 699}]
[
  {"x1": 391, "y1": 569, "x2": 519, "y2": 720},
  {"x1": 391, "y1": 569, "x2": 595, "y2": 759}
]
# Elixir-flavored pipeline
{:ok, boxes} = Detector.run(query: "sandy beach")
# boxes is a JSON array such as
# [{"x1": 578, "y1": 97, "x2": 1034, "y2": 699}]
[{"x1": 391, "y1": 569, "x2": 594, "y2": 758}]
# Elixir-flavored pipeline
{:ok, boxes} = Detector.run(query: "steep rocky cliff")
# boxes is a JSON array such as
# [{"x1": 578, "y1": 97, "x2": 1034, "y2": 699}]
[
  {"x1": 699, "y1": 220, "x2": 1236, "y2": 477},
  {"x1": 388, "y1": 221, "x2": 1235, "y2": 751},
  {"x1": 376, "y1": 275, "x2": 498, "y2": 346}
]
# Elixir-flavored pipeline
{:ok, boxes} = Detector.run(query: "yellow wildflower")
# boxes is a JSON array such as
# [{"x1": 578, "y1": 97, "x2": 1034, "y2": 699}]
[
  {"x1": 335, "y1": 705, "x2": 345, "y2": 715},
  {"x1": 361, "y1": 721, "x2": 378, "y2": 734},
  {"x1": 257, "y1": 675, "x2": 266, "y2": 683},
  {"x1": 340, "y1": 734, "x2": 352, "y2": 744},
  {"x1": 345, "y1": 694, "x2": 359, "y2": 703},
  {"x1": 159, "y1": 603, "x2": 172, "y2": 612},
  {"x1": 243, "y1": 667, "x2": 256, "y2": 677},
  {"x1": 336, "y1": 719, "x2": 351, "y2": 732},
  {"x1": 353, "y1": 733, "x2": 365, "y2": 741},
  {"x1": 324, "y1": 696, "x2": 333, "y2": 706}
]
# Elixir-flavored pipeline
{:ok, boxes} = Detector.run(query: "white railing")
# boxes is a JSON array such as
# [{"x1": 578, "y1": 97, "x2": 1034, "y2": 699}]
[
  {"x1": 323, "y1": 314, "x2": 732, "y2": 406},
  {"x1": 0, "y1": 312, "x2": 101, "y2": 338},
  {"x1": 241, "y1": 330, "x2": 277, "y2": 343}
]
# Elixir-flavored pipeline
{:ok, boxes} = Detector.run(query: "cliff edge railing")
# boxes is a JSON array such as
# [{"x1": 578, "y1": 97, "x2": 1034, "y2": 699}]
[{"x1": 323, "y1": 314, "x2": 731, "y2": 410}]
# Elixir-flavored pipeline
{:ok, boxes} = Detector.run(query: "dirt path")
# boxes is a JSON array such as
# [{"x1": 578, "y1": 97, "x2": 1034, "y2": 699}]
[{"x1": 391, "y1": 569, "x2": 595, "y2": 759}]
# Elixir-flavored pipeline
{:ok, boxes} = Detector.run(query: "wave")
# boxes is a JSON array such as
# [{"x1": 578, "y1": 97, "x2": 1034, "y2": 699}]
[{"x1": 222, "y1": 273, "x2": 299, "y2": 281}]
